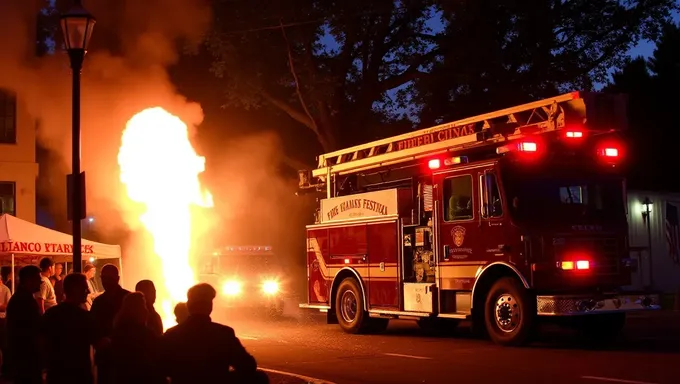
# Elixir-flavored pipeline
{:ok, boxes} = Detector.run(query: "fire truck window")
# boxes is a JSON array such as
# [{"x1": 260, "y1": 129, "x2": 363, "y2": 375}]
[
  {"x1": 559, "y1": 186, "x2": 587, "y2": 204},
  {"x1": 443, "y1": 175, "x2": 473, "y2": 221},
  {"x1": 483, "y1": 174, "x2": 503, "y2": 218}
]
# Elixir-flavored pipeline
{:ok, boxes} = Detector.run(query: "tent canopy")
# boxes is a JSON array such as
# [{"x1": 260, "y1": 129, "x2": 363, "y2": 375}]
[{"x1": 0, "y1": 214, "x2": 121, "y2": 262}]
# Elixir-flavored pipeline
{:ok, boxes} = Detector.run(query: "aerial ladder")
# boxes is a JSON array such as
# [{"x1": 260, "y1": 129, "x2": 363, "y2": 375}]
[{"x1": 298, "y1": 91, "x2": 627, "y2": 198}]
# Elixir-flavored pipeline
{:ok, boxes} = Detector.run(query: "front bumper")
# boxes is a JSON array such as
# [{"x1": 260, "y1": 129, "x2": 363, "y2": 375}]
[
  {"x1": 536, "y1": 294, "x2": 661, "y2": 316},
  {"x1": 217, "y1": 293, "x2": 284, "y2": 309}
]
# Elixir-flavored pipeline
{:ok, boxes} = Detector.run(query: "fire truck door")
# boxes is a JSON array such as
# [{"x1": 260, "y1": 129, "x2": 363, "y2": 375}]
[
  {"x1": 436, "y1": 172, "x2": 482, "y2": 291},
  {"x1": 478, "y1": 170, "x2": 512, "y2": 261},
  {"x1": 367, "y1": 221, "x2": 400, "y2": 309}
]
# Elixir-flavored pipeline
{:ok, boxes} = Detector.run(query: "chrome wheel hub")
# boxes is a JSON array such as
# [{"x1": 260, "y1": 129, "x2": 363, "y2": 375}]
[
  {"x1": 340, "y1": 290, "x2": 358, "y2": 323},
  {"x1": 495, "y1": 293, "x2": 520, "y2": 333}
]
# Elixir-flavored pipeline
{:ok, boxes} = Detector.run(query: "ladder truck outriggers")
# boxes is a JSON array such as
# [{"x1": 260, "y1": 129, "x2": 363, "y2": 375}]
[{"x1": 297, "y1": 91, "x2": 659, "y2": 346}]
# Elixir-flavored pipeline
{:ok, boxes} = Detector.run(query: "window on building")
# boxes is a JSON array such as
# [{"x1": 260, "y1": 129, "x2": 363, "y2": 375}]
[
  {"x1": 443, "y1": 175, "x2": 473, "y2": 221},
  {"x1": 0, "y1": 182, "x2": 16, "y2": 217},
  {"x1": 481, "y1": 173, "x2": 503, "y2": 218},
  {"x1": 0, "y1": 89, "x2": 17, "y2": 144}
]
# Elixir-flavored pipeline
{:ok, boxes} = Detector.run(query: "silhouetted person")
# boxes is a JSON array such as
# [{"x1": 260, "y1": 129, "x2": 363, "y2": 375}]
[
  {"x1": 111, "y1": 292, "x2": 164, "y2": 384},
  {"x1": 160, "y1": 283, "x2": 268, "y2": 384},
  {"x1": 0, "y1": 269, "x2": 11, "y2": 377},
  {"x1": 36, "y1": 257, "x2": 57, "y2": 315},
  {"x1": 91, "y1": 264, "x2": 130, "y2": 384},
  {"x1": 84, "y1": 264, "x2": 100, "y2": 310},
  {"x1": 41, "y1": 273, "x2": 98, "y2": 384},
  {"x1": 135, "y1": 280, "x2": 163, "y2": 336},
  {"x1": 173, "y1": 302, "x2": 189, "y2": 325},
  {"x1": 6, "y1": 266, "x2": 43, "y2": 384},
  {"x1": 53, "y1": 264, "x2": 64, "y2": 304}
]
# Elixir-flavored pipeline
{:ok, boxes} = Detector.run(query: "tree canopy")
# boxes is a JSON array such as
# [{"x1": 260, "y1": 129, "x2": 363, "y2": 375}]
[
  {"x1": 606, "y1": 21, "x2": 680, "y2": 190},
  {"x1": 206, "y1": 0, "x2": 678, "y2": 154}
]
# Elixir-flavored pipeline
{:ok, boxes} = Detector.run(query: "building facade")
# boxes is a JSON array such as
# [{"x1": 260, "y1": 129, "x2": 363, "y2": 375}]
[
  {"x1": 626, "y1": 190, "x2": 680, "y2": 293},
  {"x1": 0, "y1": 88, "x2": 38, "y2": 222}
]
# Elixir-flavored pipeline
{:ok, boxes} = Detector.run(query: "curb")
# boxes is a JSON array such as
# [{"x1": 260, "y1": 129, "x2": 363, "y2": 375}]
[{"x1": 261, "y1": 368, "x2": 338, "y2": 384}]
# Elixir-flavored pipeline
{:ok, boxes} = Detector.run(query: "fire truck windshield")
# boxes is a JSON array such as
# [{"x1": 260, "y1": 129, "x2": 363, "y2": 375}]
[{"x1": 501, "y1": 166, "x2": 626, "y2": 225}]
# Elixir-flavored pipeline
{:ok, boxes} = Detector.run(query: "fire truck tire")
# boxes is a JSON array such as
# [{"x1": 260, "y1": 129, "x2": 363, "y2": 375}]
[
  {"x1": 335, "y1": 278, "x2": 372, "y2": 334},
  {"x1": 484, "y1": 277, "x2": 536, "y2": 346}
]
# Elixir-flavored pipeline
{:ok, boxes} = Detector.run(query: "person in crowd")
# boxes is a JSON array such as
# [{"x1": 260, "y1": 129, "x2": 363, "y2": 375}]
[
  {"x1": 83, "y1": 264, "x2": 100, "y2": 310},
  {"x1": 35, "y1": 257, "x2": 57, "y2": 315},
  {"x1": 0, "y1": 269, "x2": 11, "y2": 377},
  {"x1": 160, "y1": 283, "x2": 268, "y2": 384},
  {"x1": 111, "y1": 292, "x2": 164, "y2": 384},
  {"x1": 173, "y1": 302, "x2": 189, "y2": 325},
  {"x1": 6, "y1": 266, "x2": 43, "y2": 384},
  {"x1": 0, "y1": 267, "x2": 11, "y2": 293},
  {"x1": 41, "y1": 273, "x2": 98, "y2": 384},
  {"x1": 134, "y1": 280, "x2": 163, "y2": 336},
  {"x1": 90, "y1": 264, "x2": 130, "y2": 384},
  {"x1": 53, "y1": 263, "x2": 64, "y2": 304}
]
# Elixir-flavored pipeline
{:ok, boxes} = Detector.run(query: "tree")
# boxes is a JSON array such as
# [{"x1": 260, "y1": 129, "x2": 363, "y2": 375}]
[
  {"x1": 414, "y1": 0, "x2": 679, "y2": 126},
  {"x1": 606, "y1": 21, "x2": 680, "y2": 190},
  {"x1": 206, "y1": 0, "x2": 438, "y2": 152}
]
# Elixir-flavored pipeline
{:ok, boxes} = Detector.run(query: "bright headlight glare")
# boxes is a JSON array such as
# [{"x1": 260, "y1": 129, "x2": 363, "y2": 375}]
[
  {"x1": 222, "y1": 280, "x2": 242, "y2": 296},
  {"x1": 262, "y1": 280, "x2": 279, "y2": 295}
]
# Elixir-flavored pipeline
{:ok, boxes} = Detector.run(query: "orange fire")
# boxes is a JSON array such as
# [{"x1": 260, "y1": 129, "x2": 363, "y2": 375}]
[{"x1": 118, "y1": 107, "x2": 212, "y2": 329}]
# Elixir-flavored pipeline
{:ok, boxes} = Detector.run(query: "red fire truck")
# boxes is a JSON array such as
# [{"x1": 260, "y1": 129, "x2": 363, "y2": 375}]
[
  {"x1": 297, "y1": 91, "x2": 659, "y2": 346},
  {"x1": 200, "y1": 246, "x2": 286, "y2": 316}
]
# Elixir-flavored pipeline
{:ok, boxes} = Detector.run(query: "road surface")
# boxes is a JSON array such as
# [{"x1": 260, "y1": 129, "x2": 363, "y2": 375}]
[{"x1": 217, "y1": 309, "x2": 680, "y2": 384}]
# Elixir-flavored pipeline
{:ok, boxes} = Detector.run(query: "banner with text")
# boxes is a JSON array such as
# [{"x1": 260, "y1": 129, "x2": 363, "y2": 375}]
[{"x1": 320, "y1": 189, "x2": 398, "y2": 223}]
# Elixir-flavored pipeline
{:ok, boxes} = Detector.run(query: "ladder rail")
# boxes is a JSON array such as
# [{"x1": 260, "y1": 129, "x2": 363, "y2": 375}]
[
  {"x1": 313, "y1": 91, "x2": 582, "y2": 179},
  {"x1": 316, "y1": 91, "x2": 581, "y2": 171}
]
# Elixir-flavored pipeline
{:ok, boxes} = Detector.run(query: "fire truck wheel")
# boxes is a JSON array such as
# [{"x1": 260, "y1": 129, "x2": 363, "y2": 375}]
[
  {"x1": 484, "y1": 277, "x2": 535, "y2": 346},
  {"x1": 335, "y1": 278, "x2": 371, "y2": 334}
]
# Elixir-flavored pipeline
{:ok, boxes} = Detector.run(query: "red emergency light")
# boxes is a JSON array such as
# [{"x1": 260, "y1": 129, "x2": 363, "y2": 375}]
[
  {"x1": 428, "y1": 159, "x2": 441, "y2": 170},
  {"x1": 565, "y1": 130, "x2": 584, "y2": 139},
  {"x1": 560, "y1": 260, "x2": 590, "y2": 270},
  {"x1": 599, "y1": 147, "x2": 619, "y2": 158},
  {"x1": 497, "y1": 140, "x2": 539, "y2": 154}
]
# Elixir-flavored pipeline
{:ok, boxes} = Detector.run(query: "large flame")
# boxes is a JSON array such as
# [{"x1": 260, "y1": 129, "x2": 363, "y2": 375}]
[{"x1": 118, "y1": 107, "x2": 212, "y2": 329}]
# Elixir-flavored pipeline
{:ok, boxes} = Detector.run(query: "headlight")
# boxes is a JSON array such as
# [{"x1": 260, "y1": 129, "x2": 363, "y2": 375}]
[
  {"x1": 221, "y1": 280, "x2": 242, "y2": 296},
  {"x1": 262, "y1": 280, "x2": 279, "y2": 295}
]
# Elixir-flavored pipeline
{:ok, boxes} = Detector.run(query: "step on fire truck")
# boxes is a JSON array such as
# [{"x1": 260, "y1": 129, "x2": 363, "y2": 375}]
[{"x1": 297, "y1": 91, "x2": 660, "y2": 346}]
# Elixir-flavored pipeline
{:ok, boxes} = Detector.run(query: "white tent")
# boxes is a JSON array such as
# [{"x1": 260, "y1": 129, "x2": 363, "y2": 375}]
[{"x1": 0, "y1": 213, "x2": 122, "y2": 281}]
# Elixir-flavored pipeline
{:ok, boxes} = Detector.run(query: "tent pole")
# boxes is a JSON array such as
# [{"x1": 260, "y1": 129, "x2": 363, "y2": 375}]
[
  {"x1": 118, "y1": 256, "x2": 124, "y2": 289},
  {"x1": 11, "y1": 254, "x2": 15, "y2": 293}
]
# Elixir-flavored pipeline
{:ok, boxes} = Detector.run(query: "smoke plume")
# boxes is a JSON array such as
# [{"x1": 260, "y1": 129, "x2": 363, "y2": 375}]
[{"x1": 0, "y1": 0, "x2": 212, "y2": 287}]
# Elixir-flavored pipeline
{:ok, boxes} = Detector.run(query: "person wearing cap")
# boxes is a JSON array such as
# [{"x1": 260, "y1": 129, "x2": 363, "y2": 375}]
[{"x1": 160, "y1": 283, "x2": 268, "y2": 384}]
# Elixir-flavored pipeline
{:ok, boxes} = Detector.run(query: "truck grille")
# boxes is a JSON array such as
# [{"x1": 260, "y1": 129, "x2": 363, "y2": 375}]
[{"x1": 553, "y1": 237, "x2": 620, "y2": 275}]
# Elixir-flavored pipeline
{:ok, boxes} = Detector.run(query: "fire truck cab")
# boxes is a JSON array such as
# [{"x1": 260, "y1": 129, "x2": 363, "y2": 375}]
[
  {"x1": 298, "y1": 91, "x2": 659, "y2": 346},
  {"x1": 200, "y1": 246, "x2": 285, "y2": 316}
]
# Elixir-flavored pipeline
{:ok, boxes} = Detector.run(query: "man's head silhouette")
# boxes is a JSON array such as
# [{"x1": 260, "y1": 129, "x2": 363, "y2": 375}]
[
  {"x1": 63, "y1": 273, "x2": 89, "y2": 304},
  {"x1": 135, "y1": 280, "x2": 157, "y2": 307},
  {"x1": 100, "y1": 264, "x2": 120, "y2": 291},
  {"x1": 174, "y1": 302, "x2": 189, "y2": 324},
  {"x1": 19, "y1": 265, "x2": 42, "y2": 293},
  {"x1": 186, "y1": 283, "x2": 216, "y2": 317}
]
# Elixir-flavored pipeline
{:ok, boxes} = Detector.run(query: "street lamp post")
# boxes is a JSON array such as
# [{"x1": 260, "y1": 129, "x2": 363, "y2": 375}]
[{"x1": 60, "y1": 2, "x2": 95, "y2": 273}]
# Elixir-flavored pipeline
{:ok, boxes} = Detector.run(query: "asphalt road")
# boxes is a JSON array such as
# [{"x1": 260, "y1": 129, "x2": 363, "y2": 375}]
[{"x1": 215, "y1": 308, "x2": 680, "y2": 384}]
